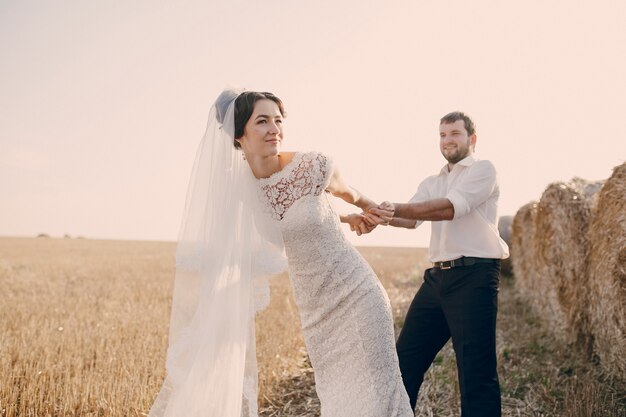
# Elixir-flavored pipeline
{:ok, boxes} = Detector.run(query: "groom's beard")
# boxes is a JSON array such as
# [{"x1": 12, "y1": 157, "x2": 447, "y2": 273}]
[{"x1": 442, "y1": 139, "x2": 471, "y2": 164}]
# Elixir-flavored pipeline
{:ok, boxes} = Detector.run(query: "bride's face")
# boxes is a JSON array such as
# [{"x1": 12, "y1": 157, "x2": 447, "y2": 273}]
[{"x1": 238, "y1": 99, "x2": 284, "y2": 157}]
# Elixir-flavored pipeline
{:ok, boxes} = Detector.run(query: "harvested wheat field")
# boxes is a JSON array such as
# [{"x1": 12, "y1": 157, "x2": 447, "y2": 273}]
[{"x1": 1, "y1": 237, "x2": 624, "y2": 417}]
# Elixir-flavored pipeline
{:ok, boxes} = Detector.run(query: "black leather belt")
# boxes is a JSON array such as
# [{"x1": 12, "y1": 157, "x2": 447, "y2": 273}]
[{"x1": 432, "y1": 256, "x2": 499, "y2": 270}]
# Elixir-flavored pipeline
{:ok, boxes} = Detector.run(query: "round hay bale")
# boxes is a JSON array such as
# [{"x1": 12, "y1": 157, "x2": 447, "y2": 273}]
[
  {"x1": 511, "y1": 202, "x2": 539, "y2": 301},
  {"x1": 587, "y1": 162, "x2": 626, "y2": 380},
  {"x1": 533, "y1": 178, "x2": 602, "y2": 347},
  {"x1": 498, "y1": 215, "x2": 514, "y2": 276}
]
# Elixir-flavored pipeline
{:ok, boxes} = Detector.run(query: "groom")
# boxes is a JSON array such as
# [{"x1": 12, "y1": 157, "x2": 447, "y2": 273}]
[{"x1": 367, "y1": 112, "x2": 509, "y2": 416}]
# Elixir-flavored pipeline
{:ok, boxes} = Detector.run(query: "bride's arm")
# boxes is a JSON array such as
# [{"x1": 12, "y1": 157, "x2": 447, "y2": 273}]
[
  {"x1": 326, "y1": 166, "x2": 379, "y2": 235},
  {"x1": 326, "y1": 166, "x2": 377, "y2": 212}
]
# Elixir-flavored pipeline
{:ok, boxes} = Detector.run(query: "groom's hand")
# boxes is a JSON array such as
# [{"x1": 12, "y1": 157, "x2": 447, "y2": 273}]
[{"x1": 366, "y1": 201, "x2": 395, "y2": 226}]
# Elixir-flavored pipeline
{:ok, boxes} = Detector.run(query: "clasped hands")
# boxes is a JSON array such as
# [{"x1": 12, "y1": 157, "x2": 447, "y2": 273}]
[{"x1": 346, "y1": 201, "x2": 395, "y2": 236}]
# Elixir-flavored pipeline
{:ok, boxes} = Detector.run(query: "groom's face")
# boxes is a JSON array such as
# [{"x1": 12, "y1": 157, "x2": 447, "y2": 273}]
[{"x1": 439, "y1": 120, "x2": 476, "y2": 164}]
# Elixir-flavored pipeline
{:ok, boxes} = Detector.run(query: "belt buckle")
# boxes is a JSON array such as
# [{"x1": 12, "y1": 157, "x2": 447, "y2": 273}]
[{"x1": 440, "y1": 265, "x2": 451, "y2": 270}]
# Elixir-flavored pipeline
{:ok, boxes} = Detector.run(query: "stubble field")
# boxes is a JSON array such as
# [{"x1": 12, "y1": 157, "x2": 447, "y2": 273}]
[{"x1": 0, "y1": 237, "x2": 623, "y2": 416}]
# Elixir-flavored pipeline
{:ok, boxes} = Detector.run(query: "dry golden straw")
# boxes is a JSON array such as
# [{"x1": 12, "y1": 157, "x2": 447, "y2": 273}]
[
  {"x1": 511, "y1": 202, "x2": 539, "y2": 305},
  {"x1": 587, "y1": 162, "x2": 626, "y2": 380},
  {"x1": 511, "y1": 167, "x2": 626, "y2": 381},
  {"x1": 533, "y1": 178, "x2": 603, "y2": 348}
]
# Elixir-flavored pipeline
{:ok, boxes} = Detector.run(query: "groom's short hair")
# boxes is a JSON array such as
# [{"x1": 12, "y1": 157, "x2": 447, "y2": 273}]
[{"x1": 440, "y1": 112, "x2": 476, "y2": 136}]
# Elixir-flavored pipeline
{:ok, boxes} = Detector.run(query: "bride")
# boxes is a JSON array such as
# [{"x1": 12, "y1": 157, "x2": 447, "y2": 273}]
[{"x1": 148, "y1": 89, "x2": 413, "y2": 417}]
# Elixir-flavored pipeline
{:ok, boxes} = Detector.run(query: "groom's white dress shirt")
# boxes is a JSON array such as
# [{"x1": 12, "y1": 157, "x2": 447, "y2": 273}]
[{"x1": 409, "y1": 155, "x2": 510, "y2": 263}]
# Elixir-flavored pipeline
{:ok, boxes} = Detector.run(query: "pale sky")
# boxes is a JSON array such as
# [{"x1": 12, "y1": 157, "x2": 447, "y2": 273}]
[{"x1": 1, "y1": 0, "x2": 625, "y2": 247}]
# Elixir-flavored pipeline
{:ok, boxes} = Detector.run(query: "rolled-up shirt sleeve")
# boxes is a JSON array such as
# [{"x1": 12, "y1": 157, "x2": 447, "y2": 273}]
[{"x1": 446, "y1": 161, "x2": 497, "y2": 220}]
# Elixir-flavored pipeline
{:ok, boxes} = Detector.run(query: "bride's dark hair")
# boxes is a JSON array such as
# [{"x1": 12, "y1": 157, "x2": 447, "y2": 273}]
[
  {"x1": 233, "y1": 92, "x2": 286, "y2": 148},
  {"x1": 215, "y1": 90, "x2": 286, "y2": 149}
]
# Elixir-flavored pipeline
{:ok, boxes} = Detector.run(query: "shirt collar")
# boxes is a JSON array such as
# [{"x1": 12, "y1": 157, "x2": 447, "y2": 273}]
[{"x1": 439, "y1": 154, "x2": 476, "y2": 175}]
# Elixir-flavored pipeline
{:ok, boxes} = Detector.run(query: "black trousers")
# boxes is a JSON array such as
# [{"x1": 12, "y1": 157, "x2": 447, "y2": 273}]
[{"x1": 396, "y1": 262, "x2": 501, "y2": 417}]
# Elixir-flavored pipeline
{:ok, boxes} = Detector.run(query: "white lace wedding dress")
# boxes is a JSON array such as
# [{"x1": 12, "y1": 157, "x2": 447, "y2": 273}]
[{"x1": 258, "y1": 151, "x2": 413, "y2": 417}]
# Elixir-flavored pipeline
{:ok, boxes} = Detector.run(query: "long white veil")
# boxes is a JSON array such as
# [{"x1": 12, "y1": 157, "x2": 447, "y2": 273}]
[{"x1": 149, "y1": 89, "x2": 287, "y2": 417}]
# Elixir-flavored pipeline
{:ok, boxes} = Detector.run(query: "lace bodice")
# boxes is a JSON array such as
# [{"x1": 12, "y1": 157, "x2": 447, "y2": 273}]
[{"x1": 259, "y1": 152, "x2": 331, "y2": 221}]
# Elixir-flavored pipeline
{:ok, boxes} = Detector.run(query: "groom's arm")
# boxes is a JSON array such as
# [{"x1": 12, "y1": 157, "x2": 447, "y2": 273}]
[
  {"x1": 363, "y1": 210, "x2": 418, "y2": 229},
  {"x1": 368, "y1": 199, "x2": 455, "y2": 225},
  {"x1": 388, "y1": 217, "x2": 418, "y2": 229},
  {"x1": 378, "y1": 160, "x2": 498, "y2": 223},
  {"x1": 365, "y1": 178, "x2": 454, "y2": 227},
  {"x1": 392, "y1": 199, "x2": 455, "y2": 221}
]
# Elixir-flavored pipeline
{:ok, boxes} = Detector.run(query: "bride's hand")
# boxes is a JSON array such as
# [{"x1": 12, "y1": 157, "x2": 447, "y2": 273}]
[{"x1": 343, "y1": 213, "x2": 376, "y2": 236}]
